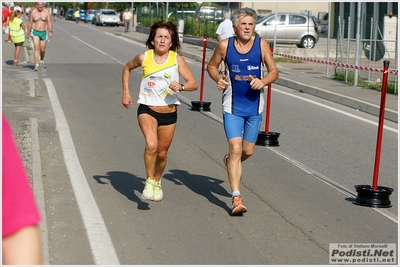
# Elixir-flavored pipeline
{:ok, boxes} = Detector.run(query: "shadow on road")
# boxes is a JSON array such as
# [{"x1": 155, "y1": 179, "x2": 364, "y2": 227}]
[
  {"x1": 93, "y1": 169, "x2": 232, "y2": 214},
  {"x1": 93, "y1": 171, "x2": 150, "y2": 210},
  {"x1": 164, "y1": 169, "x2": 231, "y2": 215}
]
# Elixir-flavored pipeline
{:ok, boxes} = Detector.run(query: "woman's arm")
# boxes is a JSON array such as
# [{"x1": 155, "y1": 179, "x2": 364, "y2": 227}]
[
  {"x1": 177, "y1": 55, "x2": 198, "y2": 91},
  {"x1": 121, "y1": 53, "x2": 144, "y2": 108}
]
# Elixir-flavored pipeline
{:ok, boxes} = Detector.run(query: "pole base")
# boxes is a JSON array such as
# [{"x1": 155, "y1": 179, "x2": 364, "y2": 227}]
[
  {"x1": 191, "y1": 101, "x2": 211, "y2": 112},
  {"x1": 353, "y1": 185, "x2": 394, "y2": 208},
  {"x1": 256, "y1": 131, "x2": 280, "y2": 147}
]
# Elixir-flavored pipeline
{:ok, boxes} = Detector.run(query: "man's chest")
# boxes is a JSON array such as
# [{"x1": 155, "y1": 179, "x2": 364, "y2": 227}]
[{"x1": 33, "y1": 11, "x2": 48, "y2": 21}]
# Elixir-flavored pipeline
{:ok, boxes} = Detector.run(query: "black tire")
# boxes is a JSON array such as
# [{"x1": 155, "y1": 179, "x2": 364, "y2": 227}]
[{"x1": 300, "y1": 36, "x2": 316, "y2": 49}]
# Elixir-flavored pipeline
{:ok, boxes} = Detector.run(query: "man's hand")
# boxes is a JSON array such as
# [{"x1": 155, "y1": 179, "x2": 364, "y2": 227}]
[
  {"x1": 249, "y1": 75, "x2": 265, "y2": 90},
  {"x1": 217, "y1": 75, "x2": 230, "y2": 91}
]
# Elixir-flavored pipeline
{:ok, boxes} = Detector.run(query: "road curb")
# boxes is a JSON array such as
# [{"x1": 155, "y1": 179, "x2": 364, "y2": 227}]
[{"x1": 31, "y1": 118, "x2": 50, "y2": 265}]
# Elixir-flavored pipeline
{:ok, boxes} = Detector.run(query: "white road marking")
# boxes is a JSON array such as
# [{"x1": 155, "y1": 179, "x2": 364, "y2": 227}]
[{"x1": 44, "y1": 78, "x2": 120, "y2": 265}]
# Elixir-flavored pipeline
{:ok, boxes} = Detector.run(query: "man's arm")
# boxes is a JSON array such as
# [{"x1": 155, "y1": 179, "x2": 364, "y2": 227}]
[
  {"x1": 260, "y1": 39, "x2": 279, "y2": 86},
  {"x1": 207, "y1": 40, "x2": 230, "y2": 90},
  {"x1": 46, "y1": 9, "x2": 53, "y2": 37}
]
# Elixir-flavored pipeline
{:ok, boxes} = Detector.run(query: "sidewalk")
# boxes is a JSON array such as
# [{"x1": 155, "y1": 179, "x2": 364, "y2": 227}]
[{"x1": 117, "y1": 28, "x2": 398, "y2": 123}]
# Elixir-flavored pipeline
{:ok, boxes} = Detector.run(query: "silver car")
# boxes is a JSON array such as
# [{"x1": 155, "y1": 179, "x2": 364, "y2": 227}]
[
  {"x1": 255, "y1": 12, "x2": 319, "y2": 49},
  {"x1": 95, "y1": 9, "x2": 120, "y2": 27}
]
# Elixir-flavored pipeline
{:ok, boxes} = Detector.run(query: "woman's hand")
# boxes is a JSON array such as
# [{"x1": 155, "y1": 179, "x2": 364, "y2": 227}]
[
  {"x1": 121, "y1": 93, "x2": 133, "y2": 109},
  {"x1": 169, "y1": 80, "x2": 182, "y2": 93}
]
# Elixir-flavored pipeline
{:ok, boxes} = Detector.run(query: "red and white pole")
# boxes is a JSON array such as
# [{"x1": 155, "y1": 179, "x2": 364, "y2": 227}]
[
  {"x1": 353, "y1": 60, "x2": 394, "y2": 208},
  {"x1": 256, "y1": 42, "x2": 280, "y2": 147},
  {"x1": 191, "y1": 33, "x2": 211, "y2": 111},
  {"x1": 372, "y1": 60, "x2": 390, "y2": 190}
]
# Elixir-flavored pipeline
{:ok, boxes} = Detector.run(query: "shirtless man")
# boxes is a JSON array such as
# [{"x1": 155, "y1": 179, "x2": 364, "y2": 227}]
[{"x1": 27, "y1": 2, "x2": 53, "y2": 71}]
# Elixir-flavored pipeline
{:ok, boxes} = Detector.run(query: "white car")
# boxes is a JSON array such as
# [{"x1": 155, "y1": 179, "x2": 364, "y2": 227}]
[
  {"x1": 255, "y1": 12, "x2": 319, "y2": 49},
  {"x1": 95, "y1": 9, "x2": 120, "y2": 27}
]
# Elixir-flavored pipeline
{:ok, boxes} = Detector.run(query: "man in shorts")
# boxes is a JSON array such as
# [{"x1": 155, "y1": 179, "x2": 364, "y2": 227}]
[
  {"x1": 27, "y1": 2, "x2": 53, "y2": 71},
  {"x1": 207, "y1": 8, "x2": 279, "y2": 216}
]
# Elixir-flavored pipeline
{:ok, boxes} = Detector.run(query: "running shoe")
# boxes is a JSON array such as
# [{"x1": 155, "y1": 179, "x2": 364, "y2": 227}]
[
  {"x1": 39, "y1": 60, "x2": 46, "y2": 69},
  {"x1": 223, "y1": 154, "x2": 229, "y2": 168},
  {"x1": 141, "y1": 177, "x2": 155, "y2": 200},
  {"x1": 153, "y1": 181, "x2": 163, "y2": 202},
  {"x1": 34, "y1": 64, "x2": 39, "y2": 71},
  {"x1": 231, "y1": 195, "x2": 247, "y2": 216}
]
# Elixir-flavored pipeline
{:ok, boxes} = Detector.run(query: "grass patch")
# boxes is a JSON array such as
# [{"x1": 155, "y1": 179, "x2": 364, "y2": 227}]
[
  {"x1": 274, "y1": 56, "x2": 302, "y2": 63},
  {"x1": 332, "y1": 69, "x2": 398, "y2": 94}
]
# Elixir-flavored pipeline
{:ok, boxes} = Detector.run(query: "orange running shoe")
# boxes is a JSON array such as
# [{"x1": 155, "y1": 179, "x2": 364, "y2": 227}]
[{"x1": 231, "y1": 195, "x2": 247, "y2": 216}]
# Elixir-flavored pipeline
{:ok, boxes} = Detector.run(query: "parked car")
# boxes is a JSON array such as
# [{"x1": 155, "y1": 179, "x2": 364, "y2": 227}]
[
  {"x1": 66, "y1": 8, "x2": 74, "y2": 20},
  {"x1": 79, "y1": 9, "x2": 86, "y2": 21},
  {"x1": 195, "y1": 6, "x2": 230, "y2": 23},
  {"x1": 92, "y1": 10, "x2": 100, "y2": 25},
  {"x1": 168, "y1": 10, "x2": 195, "y2": 20},
  {"x1": 84, "y1": 9, "x2": 96, "y2": 23},
  {"x1": 255, "y1": 12, "x2": 319, "y2": 49},
  {"x1": 94, "y1": 9, "x2": 120, "y2": 27},
  {"x1": 311, "y1": 16, "x2": 322, "y2": 33}
]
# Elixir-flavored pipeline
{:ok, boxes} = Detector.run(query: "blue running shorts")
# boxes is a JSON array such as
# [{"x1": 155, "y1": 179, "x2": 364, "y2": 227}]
[{"x1": 223, "y1": 112, "x2": 263, "y2": 143}]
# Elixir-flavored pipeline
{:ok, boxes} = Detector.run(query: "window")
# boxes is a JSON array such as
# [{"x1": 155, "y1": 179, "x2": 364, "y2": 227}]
[
  {"x1": 266, "y1": 15, "x2": 286, "y2": 26},
  {"x1": 289, "y1": 15, "x2": 306, "y2": 25}
]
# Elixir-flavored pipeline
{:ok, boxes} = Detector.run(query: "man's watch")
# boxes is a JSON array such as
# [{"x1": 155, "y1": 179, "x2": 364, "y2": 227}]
[{"x1": 180, "y1": 84, "x2": 185, "y2": 91}]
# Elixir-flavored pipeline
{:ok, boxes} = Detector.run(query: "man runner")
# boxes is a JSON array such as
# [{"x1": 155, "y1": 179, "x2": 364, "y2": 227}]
[{"x1": 27, "y1": 2, "x2": 53, "y2": 71}]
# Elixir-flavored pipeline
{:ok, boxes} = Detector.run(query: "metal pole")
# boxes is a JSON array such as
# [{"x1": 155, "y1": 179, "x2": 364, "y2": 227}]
[
  {"x1": 346, "y1": 16, "x2": 351, "y2": 83},
  {"x1": 273, "y1": 3, "x2": 278, "y2": 50},
  {"x1": 166, "y1": 2, "x2": 168, "y2": 21},
  {"x1": 368, "y1": 17, "x2": 373, "y2": 84},
  {"x1": 395, "y1": 16, "x2": 398, "y2": 94},
  {"x1": 130, "y1": 2, "x2": 134, "y2": 29},
  {"x1": 326, "y1": 2, "x2": 331, "y2": 77},
  {"x1": 354, "y1": 2, "x2": 361, "y2": 86}
]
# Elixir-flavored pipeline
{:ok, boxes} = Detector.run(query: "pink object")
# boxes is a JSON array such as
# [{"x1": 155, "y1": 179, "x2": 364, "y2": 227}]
[{"x1": 2, "y1": 115, "x2": 41, "y2": 237}]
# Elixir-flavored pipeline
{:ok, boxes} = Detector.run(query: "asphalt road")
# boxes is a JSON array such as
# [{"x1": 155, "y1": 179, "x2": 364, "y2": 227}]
[{"x1": 2, "y1": 19, "x2": 398, "y2": 265}]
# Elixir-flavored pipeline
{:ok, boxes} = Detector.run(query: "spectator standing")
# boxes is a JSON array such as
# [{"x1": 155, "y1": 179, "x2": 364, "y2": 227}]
[
  {"x1": 2, "y1": 4, "x2": 10, "y2": 32},
  {"x1": 2, "y1": 115, "x2": 42, "y2": 265},
  {"x1": 74, "y1": 8, "x2": 80, "y2": 23},
  {"x1": 59, "y1": 7, "x2": 64, "y2": 19},
  {"x1": 121, "y1": 21, "x2": 198, "y2": 202},
  {"x1": 122, "y1": 8, "x2": 133, "y2": 33},
  {"x1": 215, "y1": 11, "x2": 235, "y2": 75},
  {"x1": 9, "y1": 9, "x2": 26, "y2": 66},
  {"x1": 27, "y1": 2, "x2": 53, "y2": 71},
  {"x1": 6, "y1": 6, "x2": 14, "y2": 42},
  {"x1": 53, "y1": 6, "x2": 57, "y2": 21},
  {"x1": 207, "y1": 8, "x2": 279, "y2": 216}
]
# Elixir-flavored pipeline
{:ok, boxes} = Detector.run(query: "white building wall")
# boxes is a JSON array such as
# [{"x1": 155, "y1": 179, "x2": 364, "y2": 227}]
[{"x1": 240, "y1": 2, "x2": 329, "y2": 18}]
